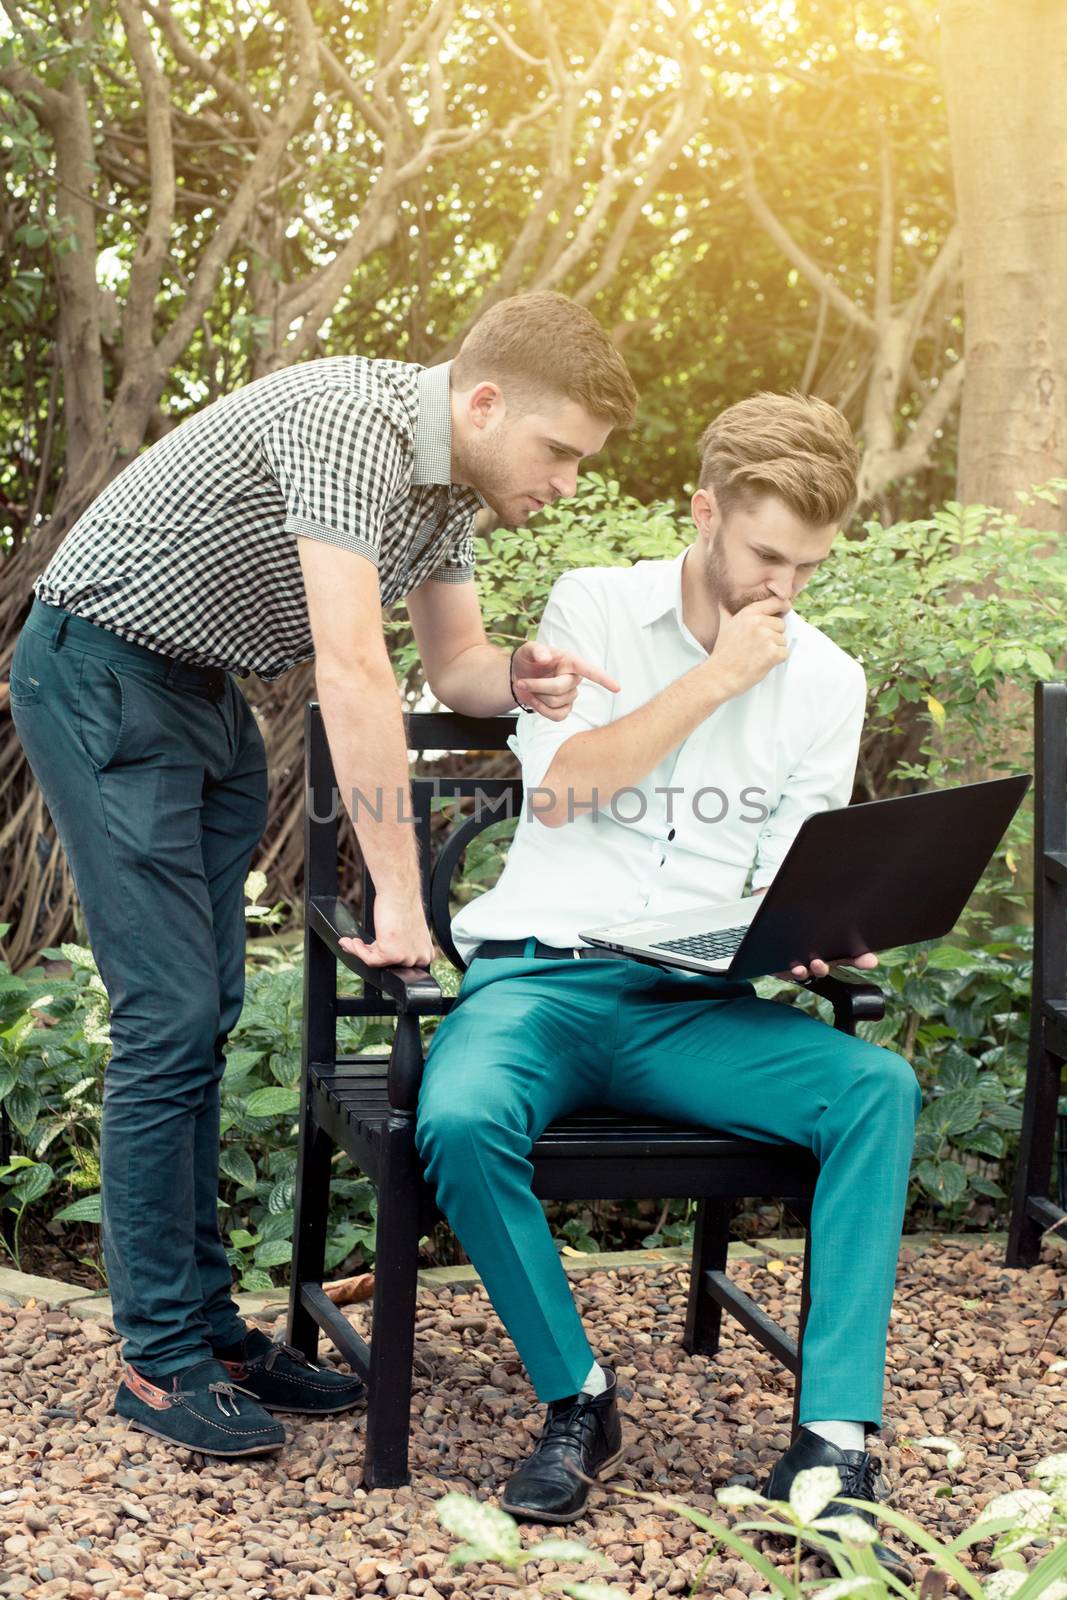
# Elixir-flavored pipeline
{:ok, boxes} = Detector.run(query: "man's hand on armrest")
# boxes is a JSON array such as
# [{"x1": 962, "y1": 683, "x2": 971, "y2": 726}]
[
  {"x1": 786, "y1": 951, "x2": 879, "y2": 983},
  {"x1": 298, "y1": 537, "x2": 433, "y2": 969}
]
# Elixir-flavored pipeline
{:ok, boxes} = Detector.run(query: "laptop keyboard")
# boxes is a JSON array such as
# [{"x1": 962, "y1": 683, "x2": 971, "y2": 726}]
[{"x1": 650, "y1": 925, "x2": 749, "y2": 961}]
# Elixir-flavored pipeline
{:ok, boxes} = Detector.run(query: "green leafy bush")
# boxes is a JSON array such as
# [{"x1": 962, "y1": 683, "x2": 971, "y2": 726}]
[
  {"x1": 3, "y1": 488, "x2": 1064, "y2": 1270},
  {"x1": 435, "y1": 1451, "x2": 1067, "y2": 1600}
]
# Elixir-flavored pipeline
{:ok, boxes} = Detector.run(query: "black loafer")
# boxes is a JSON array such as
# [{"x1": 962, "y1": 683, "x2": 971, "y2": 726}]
[
  {"x1": 213, "y1": 1328, "x2": 366, "y2": 1415},
  {"x1": 500, "y1": 1370, "x2": 624, "y2": 1524},
  {"x1": 115, "y1": 1358, "x2": 286, "y2": 1456},
  {"x1": 763, "y1": 1426, "x2": 912, "y2": 1582}
]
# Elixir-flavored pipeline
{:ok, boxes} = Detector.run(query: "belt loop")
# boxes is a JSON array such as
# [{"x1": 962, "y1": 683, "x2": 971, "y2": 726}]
[{"x1": 46, "y1": 608, "x2": 71, "y2": 653}]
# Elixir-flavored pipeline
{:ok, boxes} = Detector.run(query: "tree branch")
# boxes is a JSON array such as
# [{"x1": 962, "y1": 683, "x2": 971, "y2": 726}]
[
  {"x1": 874, "y1": 131, "x2": 893, "y2": 339},
  {"x1": 144, "y1": 0, "x2": 268, "y2": 134},
  {"x1": 881, "y1": 360, "x2": 967, "y2": 483},
  {"x1": 114, "y1": 0, "x2": 175, "y2": 367},
  {"x1": 155, "y1": 0, "x2": 320, "y2": 373},
  {"x1": 727, "y1": 118, "x2": 876, "y2": 337}
]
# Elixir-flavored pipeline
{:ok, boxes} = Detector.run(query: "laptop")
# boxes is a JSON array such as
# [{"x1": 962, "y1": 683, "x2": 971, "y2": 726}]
[{"x1": 578, "y1": 775, "x2": 1030, "y2": 980}]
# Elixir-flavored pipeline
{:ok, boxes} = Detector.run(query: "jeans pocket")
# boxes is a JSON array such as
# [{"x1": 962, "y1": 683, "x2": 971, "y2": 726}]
[
  {"x1": 8, "y1": 633, "x2": 42, "y2": 707},
  {"x1": 7, "y1": 668, "x2": 41, "y2": 707},
  {"x1": 77, "y1": 657, "x2": 134, "y2": 772}
]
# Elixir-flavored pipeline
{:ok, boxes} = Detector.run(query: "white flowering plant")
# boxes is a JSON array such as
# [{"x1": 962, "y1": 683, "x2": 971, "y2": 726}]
[{"x1": 434, "y1": 1449, "x2": 1067, "y2": 1600}]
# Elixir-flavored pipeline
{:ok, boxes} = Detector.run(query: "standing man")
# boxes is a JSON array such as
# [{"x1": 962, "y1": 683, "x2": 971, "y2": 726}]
[
  {"x1": 417, "y1": 393, "x2": 918, "y2": 1577},
  {"x1": 9, "y1": 291, "x2": 637, "y2": 1456}
]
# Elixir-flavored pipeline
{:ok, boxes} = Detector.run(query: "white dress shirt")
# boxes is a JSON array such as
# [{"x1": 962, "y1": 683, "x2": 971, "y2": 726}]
[{"x1": 451, "y1": 546, "x2": 867, "y2": 962}]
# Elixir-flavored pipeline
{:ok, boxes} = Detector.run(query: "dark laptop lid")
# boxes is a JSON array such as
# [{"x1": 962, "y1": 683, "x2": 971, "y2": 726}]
[{"x1": 727, "y1": 774, "x2": 1031, "y2": 979}]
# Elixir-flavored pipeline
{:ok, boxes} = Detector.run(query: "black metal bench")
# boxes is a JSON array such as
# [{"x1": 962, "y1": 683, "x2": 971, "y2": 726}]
[
  {"x1": 286, "y1": 705, "x2": 887, "y2": 1488},
  {"x1": 1007, "y1": 681, "x2": 1067, "y2": 1263}
]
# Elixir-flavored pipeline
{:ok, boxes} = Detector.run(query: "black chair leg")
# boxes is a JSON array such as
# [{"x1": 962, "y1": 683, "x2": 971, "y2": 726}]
[
  {"x1": 1007, "y1": 1041, "x2": 1063, "y2": 1266},
  {"x1": 287, "y1": 1112, "x2": 333, "y2": 1360},
  {"x1": 683, "y1": 1198, "x2": 731, "y2": 1355},
  {"x1": 791, "y1": 1224, "x2": 812, "y2": 1438},
  {"x1": 363, "y1": 1118, "x2": 422, "y2": 1489}
]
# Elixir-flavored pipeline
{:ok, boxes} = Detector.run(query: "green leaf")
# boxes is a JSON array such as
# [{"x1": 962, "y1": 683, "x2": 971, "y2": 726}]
[
  {"x1": 244, "y1": 870, "x2": 268, "y2": 905},
  {"x1": 229, "y1": 1228, "x2": 260, "y2": 1249},
  {"x1": 244, "y1": 1086, "x2": 300, "y2": 1118},
  {"x1": 53, "y1": 1192, "x2": 103, "y2": 1224},
  {"x1": 925, "y1": 946, "x2": 977, "y2": 971},
  {"x1": 916, "y1": 1157, "x2": 967, "y2": 1206},
  {"x1": 238, "y1": 1268, "x2": 274, "y2": 1293},
  {"x1": 435, "y1": 1492, "x2": 522, "y2": 1564},
  {"x1": 222, "y1": 1048, "x2": 264, "y2": 1082},
  {"x1": 268, "y1": 1176, "x2": 295, "y2": 1215},
  {"x1": 957, "y1": 1123, "x2": 1004, "y2": 1159},
  {"x1": 13, "y1": 1161, "x2": 54, "y2": 1204},
  {"x1": 924, "y1": 1087, "x2": 983, "y2": 1137},
  {"x1": 259, "y1": 1210, "x2": 294, "y2": 1243},
  {"x1": 526, "y1": 1538, "x2": 606, "y2": 1565},
  {"x1": 219, "y1": 1146, "x2": 257, "y2": 1188},
  {"x1": 254, "y1": 1239, "x2": 294, "y2": 1269},
  {"x1": 5, "y1": 1084, "x2": 41, "y2": 1135}
]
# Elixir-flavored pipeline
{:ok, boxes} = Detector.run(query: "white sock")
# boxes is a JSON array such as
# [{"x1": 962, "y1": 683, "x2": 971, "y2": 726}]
[
  {"x1": 805, "y1": 1419, "x2": 866, "y2": 1453},
  {"x1": 580, "y1": 1360, "x2": 608, "y2": 1396}
]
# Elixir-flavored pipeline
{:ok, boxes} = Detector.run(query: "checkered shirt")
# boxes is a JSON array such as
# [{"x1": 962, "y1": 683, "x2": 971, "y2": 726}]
[{"x1": 34, "y1": 358, "x2": 479, "y2": 679}]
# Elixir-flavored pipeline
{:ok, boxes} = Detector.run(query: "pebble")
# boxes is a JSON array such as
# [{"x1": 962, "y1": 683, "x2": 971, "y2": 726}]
[{"x1": 0, "y1": 1241, "x2": 1059, "y2": 1594}]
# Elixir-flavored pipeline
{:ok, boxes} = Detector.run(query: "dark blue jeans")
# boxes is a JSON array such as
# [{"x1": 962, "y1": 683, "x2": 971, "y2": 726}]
[{"x1": 11, "y1": 601, "x2": 268, "y2": 1374}]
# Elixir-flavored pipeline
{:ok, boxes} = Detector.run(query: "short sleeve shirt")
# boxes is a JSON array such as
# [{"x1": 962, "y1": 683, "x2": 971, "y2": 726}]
[{"x1": 34, "y1": 358, "x2": 480, "y2": 679}]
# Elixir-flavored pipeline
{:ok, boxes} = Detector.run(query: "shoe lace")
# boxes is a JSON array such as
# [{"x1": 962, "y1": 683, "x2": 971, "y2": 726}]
[
  {"x1": 535, "y1": 1397, "x2": 598, "y2": 1458},
  {"x1": 262, "y1": 1341, "x2": 319, "y2": 1373},
  {"x1": 205, "y1": 1380, "x2": 261, "y2": 1417},
  {"x1": 839, "y1": 1456, "x2": 880, "y2": 1503}
]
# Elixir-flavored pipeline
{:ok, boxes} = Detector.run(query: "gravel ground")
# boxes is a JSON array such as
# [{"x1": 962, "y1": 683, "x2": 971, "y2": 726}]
[{"x1": 1, "y1": 1237, "x2": 1064, "y2": 1599}]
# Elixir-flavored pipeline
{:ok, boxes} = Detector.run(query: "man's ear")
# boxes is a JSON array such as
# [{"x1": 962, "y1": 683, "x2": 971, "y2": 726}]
[
  {"x1": 690, "y1": 485, "x2": 720, "y2": 538},
  {"x1": 464, "y1": 381, "x2": 506, "y2": 432}
]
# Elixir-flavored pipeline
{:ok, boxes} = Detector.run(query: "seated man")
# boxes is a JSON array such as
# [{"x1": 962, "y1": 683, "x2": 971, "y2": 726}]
[{"x1": 415, "y1": 392, "x2": 920, "y2": 1571}]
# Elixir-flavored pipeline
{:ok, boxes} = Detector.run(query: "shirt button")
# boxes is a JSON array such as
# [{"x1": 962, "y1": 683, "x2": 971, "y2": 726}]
[{"x1": 667, "y1": 828, "x2": 676, "y2": 841}]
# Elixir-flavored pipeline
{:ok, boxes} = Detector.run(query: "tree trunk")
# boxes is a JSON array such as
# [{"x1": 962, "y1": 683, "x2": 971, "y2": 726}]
[{"x1": 942, "y1": 0, "x2": 1067, "y2": 525}]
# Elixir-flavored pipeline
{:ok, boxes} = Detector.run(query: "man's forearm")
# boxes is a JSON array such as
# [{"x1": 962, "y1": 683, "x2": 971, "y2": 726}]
[
  {"x1": 540, "y1": 660, "x2": 730, "y2": 826},
  {"x1": 316, "y1": 667, "x2": 422, "y2": 899},
  {"x1": 430, "y1": 641, "x2": 516, "y2": 717}
]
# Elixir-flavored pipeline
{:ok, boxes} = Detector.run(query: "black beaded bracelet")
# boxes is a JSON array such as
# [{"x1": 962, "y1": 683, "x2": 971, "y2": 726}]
[{"x1": 509, "y1": 647, "x2": 535, "y2": 713}]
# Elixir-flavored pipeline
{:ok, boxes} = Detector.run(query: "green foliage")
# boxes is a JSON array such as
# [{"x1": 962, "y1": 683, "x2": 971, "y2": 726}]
[
  {"x1": 1, "y1": 491, "x2": 1063, "y2": 1259},
  {"x1": 759, "y1": 929, "x2": 1031, "y2": 1225},
  {"x1": 435, "y1": 1453, "x2": 1067, "y2": 1600},
  {"x1": 390, "y1": 475, "x2": 684, "y2": 681}
]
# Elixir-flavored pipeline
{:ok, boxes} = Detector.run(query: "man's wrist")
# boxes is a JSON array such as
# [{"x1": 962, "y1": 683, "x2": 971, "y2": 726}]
[
  {"x1": 509, "y1": 646, "x2": 535, "y2": 713},
  {"x1": 697, "y1": 659, "x2": 735, "y2": 708}
]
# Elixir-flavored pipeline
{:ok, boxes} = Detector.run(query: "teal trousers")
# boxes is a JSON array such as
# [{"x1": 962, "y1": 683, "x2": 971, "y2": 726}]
[{"x1": 416, "y1": 945, "x2": 921, "y2": 1428}]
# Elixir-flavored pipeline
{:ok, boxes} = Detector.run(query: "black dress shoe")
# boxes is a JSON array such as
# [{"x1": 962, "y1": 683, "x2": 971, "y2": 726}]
[
  {"x1": 500, "y1": 1370, "x2": 624, "y2": 1524},
  {"x1": 763, "y1": 1426, "x2": 912, "y2": 1582}
]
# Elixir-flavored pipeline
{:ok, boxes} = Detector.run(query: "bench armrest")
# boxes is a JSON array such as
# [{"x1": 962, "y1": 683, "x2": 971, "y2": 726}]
[
  {"x1": 308, "y1": 895, "x2": 443, "y2": 1015},
  {"x1": 801, "y1": 966, "x2": 887, "y2": 1033}
]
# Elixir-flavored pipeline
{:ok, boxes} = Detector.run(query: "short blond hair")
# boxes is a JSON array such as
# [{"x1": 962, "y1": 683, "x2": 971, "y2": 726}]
[
  {"x1": 699, "y1": 391, "x2": 859, "y2": 525},
  {"x1": 452, "y1": 290, "x2": 638, "y2": 428}
]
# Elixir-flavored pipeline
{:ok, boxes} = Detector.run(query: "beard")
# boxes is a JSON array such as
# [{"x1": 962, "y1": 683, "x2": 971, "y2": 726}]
[
  {"x1": 704, "y1": 529, "x2": 774, "y2": 615},
  {"x1": 459, "y1": 430, "x2": 531, "y2": 526}
]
